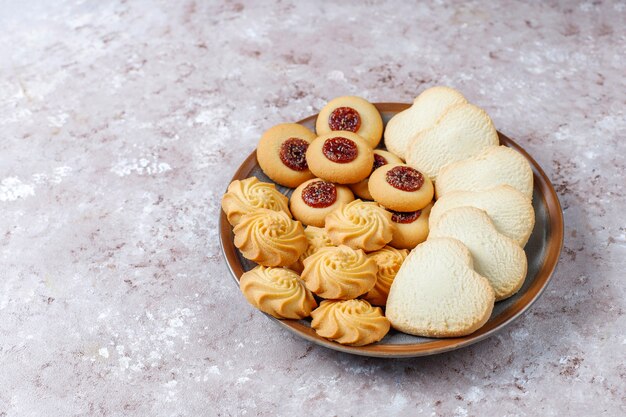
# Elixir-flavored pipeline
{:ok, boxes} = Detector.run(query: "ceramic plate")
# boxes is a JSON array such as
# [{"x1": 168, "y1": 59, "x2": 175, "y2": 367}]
[{"x1": 219, "y1": 103, "x2": 564, "y2": 358}]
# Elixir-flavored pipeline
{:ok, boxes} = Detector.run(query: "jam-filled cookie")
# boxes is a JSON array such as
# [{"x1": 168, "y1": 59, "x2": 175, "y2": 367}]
[
  {"x1": 315, "y1": 96, "x2": 383, "y2": 148},
  {"x1": 363, "y1": 246, "x2": 409, "y2": 306},
  {"x1": 388, "y1": 202, "x2": 433, "y2": 249},
  {"x1": 325, "y1": 199, "x2": 394, "y2": 252},
  {"x1": 301, "y1": 245, "x2": 377, "y2": 299},
  {"x1": 368, "y1": 163, "x2": 434, "y2": 212},
  {"x1": 290, "y1": 178, "x2": 355, "y2": 227},
  {"x1": 239, "y1": 266, "x2": 317, "y2": 319},
  {"x1": 221, "y1": 177, "x2": 291, "y2": 226},
  {"x1": 233, "y1": 208, "x2": 307, "y2": 267},
  {"x1": 306, "y1": 132, "x2": 374, "y2": 184},
  {"x1": 349, "y1": 150, "x2": 403, "y2": 200},
  {"x1": 257, "y1": 123, "x2": 317, "y2": 188},
  {"x1": 311, "y1": 299, "x2": 390, "y2": 346}
]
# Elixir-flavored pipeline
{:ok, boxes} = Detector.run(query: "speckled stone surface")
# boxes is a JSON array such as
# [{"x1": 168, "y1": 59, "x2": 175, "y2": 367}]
[{"x1": 1, "y1": 1, "x2": 625, "y2": 416}]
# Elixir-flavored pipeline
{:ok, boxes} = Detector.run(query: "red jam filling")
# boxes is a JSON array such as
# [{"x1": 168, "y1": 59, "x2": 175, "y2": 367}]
[
  {"x1": 385, "y1": 166, "x2": 424, "y2": 192},
  {"x1": 279, "y1": 138, "x2": 309, "y2": 171},
  {"x1": 302, "y1": 181, "x2": 337, "y2": 208},
  {"x1": 372, "y1": 153, "x2": 388, "y2": 172},
  {"x1": 390, "y1": 210, "x2": 422, "y2": 224},
  {"x1": 328, "y1": 107, "x2": 361, "y2": 132},
  {"x1": 322, "y1": 137, "x2": 358, "y2": 163}
]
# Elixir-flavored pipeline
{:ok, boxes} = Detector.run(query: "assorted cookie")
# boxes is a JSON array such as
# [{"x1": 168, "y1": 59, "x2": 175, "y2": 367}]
[{"x1": 221, "y1": 88, "x2": 537, "y2": 347}]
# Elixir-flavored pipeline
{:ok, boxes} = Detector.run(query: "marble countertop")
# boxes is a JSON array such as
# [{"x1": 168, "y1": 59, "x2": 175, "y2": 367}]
[{"x1": 1, "y1": 1, "x2": 624, "y2": 416}]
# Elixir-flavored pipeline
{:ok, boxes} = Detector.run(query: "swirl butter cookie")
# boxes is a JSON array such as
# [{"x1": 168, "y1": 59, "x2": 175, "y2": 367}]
[
  {"x1": 221, "y1": 177, "x2": 290, "y2": 226},
  {"x1": 363, "y1": 246, "x2": 409, "y2": 306},
  {"x1": 239, "y1": 266, "x2": 317, "y2": 319},
  {"x1": 325, "y1": 199, "x2": 394, "y2": 252},
  {"x1": 349, "y1": 150, "x2": 403, "y2": 200},
  {"x1": 290, "y1": 178, "x2": 354, "y2": 227},
  {"x1": 257, "y1": 123, "x2": 317, "y2": 188},
  {"x1": 301, "y1": 245, "x2": 377, "y2": 299},
  {"x1": 388, "y1": 202, "x2": 433, "y2": 249},
  {"x1": 311, "y1": 299, "x2": 390, "y2": 346},
  {"x1": 315, "y1": 96, "x2": 383, "y2": 148},
  {"x1": 233, "y1": 209, "x2": 307, "y2": 266},
  {"x1": 306, "y1": 132, "x2": 374, "y2": 184},
  {"x1": 289, "y1": 226, "x2": 333, "y2": 273},
  {"x1": 368, "y1": 163, "x2": 434, "y2": 212}
]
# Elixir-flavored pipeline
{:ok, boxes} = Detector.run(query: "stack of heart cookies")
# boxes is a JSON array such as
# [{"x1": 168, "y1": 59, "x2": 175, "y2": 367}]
[{"x1": 221, "y1": 87, "x2": 535, "y2": 345}]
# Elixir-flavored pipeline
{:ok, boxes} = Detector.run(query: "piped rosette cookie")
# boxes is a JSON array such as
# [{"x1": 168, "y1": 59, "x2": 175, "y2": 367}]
[
  {"x1": 301, "y1": 245, "x2": 377, "y2": 300},
  {"x1": 325, "y1": 199, "x2": 394, "y2": 252},
  {"x1": 290, "y1": 178, "x2": 354, "y2": 227},
  {"x1": 257, "y1": 123, "x2": 317, "y2": 188},
  {"x1": 289, "y1": 226, "x2": 333, "y2": 273},
  {"x1": 233, "y1": 208, "x2": 307, "y2": 267},
  {"x1": 239, "y1": 266, "x2": 317, "y2": 319},
  {"x1": 363, "y1": 246, "x2": 409, "y2": 306},
  {"x1": 221, "y1": 177, "x2": 290, "y2": 226},
  {"x1": 349, "y1": 150, "x2": 403, "y2": 201},
  {"x1": 368, "y1": 163, "x2": 434, "y2": 212},
  {"x1": 306, "y1": 132, "x2": 374, "y2": 184},
  {"x1": 315, "y1": 96, "x2": 383, "y2": 148},
  {"x1": 311, "y1": 299, "x2": 390, "y2": 346}
]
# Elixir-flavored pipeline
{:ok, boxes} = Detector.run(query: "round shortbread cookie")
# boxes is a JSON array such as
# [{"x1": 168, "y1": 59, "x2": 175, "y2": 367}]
[
  {"x1": 306, "y1": 131, "x2": 374, "y2": 184},
  {"x1": 290, "y1": 178, "x2": 354, "y2": 227},
  {"x1": 368, "y1": 163, "x2": 433, "y2": 212},
  {"x1": 257, "y1": 123, "x2": 317, "y2": 188},
  {"x1": 349, "y1": 150, "x2": 403, "y2": 200},
  {"x1": 388, "y1": 202, "x2": 432, "y2": 250},
  {"x1": 315, "y1": 96, "x2": 383, "y2": 148}
]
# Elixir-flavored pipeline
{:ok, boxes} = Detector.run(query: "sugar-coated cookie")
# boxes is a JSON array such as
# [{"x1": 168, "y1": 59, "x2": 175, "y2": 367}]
[
  {"x1": 349, "y1": 150, "x2": 403, "y2": 200},
  {"x1": 315, "y1": 96, "x2": 383, "y2": 148},
  {"x1": 429, "y1": 185, "x2": 535, "y2": 247},
  {"x1": 289, "y1": 226, "x2": 333, "y2": 273},
  {"x1": 306, "y1": 131, "x2": 374, "y2": 184},
  {"x1": 368, "y1": 163, "x2": 434, "y2": 212},
  {"x1": 436, "y1": 145, "x2": 534, "y2": 199},
  {"x1": 221, "y1": 177, "x2": 291, "y2": 226},
  {"x1": 311, "y1": 299, "x2": 390, "y2": 346},
  {"x1": 301, "y1": 245, "x2": 377, "y2": 300},
  {"x1": 388, "y1": 203, "x2": 432, "y2": 249},
  {"x1": 325, "y1": 199, "x2": 394, "y2": 252},
  {"x1": 256, "y1": 123, "x2": 317, "y2": 188},
  {"x1": 386, "y1": 238, "x2": 495, "y2": 338},
  {"x1": 363, "y1": 246, "x2": 409, "y2": 306},
  {"x1": 233, "y1": 208, "x2": 307, "y2": 267},
  {"x1": 290, "y1": 178, "x2": 355, "y2": 227},
  {"x1": 384, "y1": 86, "x2": 467, "y2": 159},
  {"x1": 406, "y1": 103, "x2": 499, "y2": 181},
  {"x1": 239, "y1": 266, "x2": 317, "y2": 319},
  {"x1": 429, "y1": 207, "x2": 527, "y2": 301}
]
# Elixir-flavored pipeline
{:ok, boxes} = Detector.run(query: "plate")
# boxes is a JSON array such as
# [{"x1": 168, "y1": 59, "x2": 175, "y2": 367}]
[{"x1": 219, "y1": 103, "x2": 564, "y2": 358}]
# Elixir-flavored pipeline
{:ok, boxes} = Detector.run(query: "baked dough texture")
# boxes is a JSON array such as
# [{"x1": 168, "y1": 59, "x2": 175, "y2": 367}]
[
  {"x1": 429, "y1": 207, "x2": 527, "y2": 301},
  {"x1": 389, "y1": 202, "x2": 433, "y2": 249},
  {"x1": 301, "y1": 245, "x2": 377, "y2": 299},
  {"x1": 406, "y1": 103, "x2": 499, "y2": 181},
  {"x1": 368, "y1": 163, "x2": 434, "y2": 211},
  {"x1": 386, "y1": 238, "x2": 495, "y2": 337},
  {"x1": 289, "y1": 226, "x2": 333, "y2": 273},
  {"x1": 436, "y1": 145, "x2": 534, "y2": 199},
  {"x1": 289, "y1": 178, "x2": 355, "y2": 227},
  {"x1": 239, "y1": 266, "x2": 317, "y2": 319},
  {"x1": 325, "y1": 199, "x2": 394, "y2": 252},
  {"x1": 384, "y1": 86, "x2": 467, "y2": 159},
  {"x1": 349, "y1": 150, "x2": 403, "y2": 200},
  {"x1": 221, "y1": 177, "x2": 290, "y2": 226},
  {"x1": 256, "y1": 123, "x2": 317, "y2": 188},
  {"x1": 363, "y1": 246, "x2": 409, "y2": 306},
  {"x1": 311, "y1": 299, "x2": 390, "y2": 346},
  {"x1": 233, "y1": 208, "x2": 307, "y2": 266},
  {"x1": 429, "y1": 185, "x2": 535, "y2": 247},
  {"x1": 306, "y1": 131, "x2": 374, "y2": 184},
  {"x1": 315, "y1": 96, "x2": 383, "y2": 148}
]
